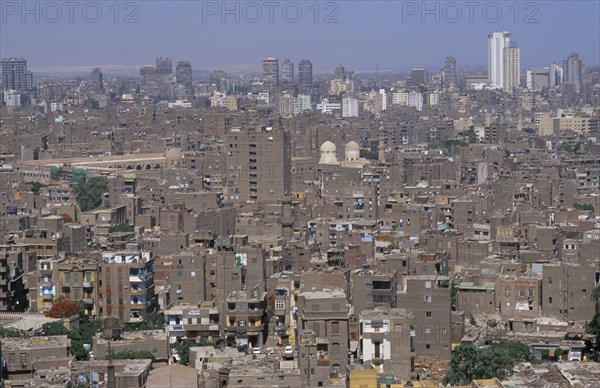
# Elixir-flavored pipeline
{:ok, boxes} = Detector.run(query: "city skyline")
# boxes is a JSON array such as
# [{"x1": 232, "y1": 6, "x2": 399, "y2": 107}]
[{"x1": 1, "y1": 1, "x2": 598, "y2": 74}]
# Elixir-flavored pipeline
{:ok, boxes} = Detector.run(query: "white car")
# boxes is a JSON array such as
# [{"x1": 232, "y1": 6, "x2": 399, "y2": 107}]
[
  {"x1": 284, "y1": 345, "x2": 294, "y2": 357},
  {"x1": 252, "y1": 347, "x2": 262, "y2": 355}
]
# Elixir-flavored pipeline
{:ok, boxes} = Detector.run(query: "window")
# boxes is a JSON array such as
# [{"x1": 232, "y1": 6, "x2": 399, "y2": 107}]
[
  {"x1": 548, "y1": 277, "x2": 553, "y2": 285},
  {"x1": 424, "y1": 296, "x2": 432, "y2": 303},
  {"x1": 20, "y1": 353, "x2": 27, "y2": 365},
  {"x1": 332, "y1": 343, "x2": 340, "y2": 355},
  {"x1": 425, "y1": 327, "x2": 432, "y2": 334},
  {"x1": 425, "y1": 344, "x2": 431, "y2": 349},
  {"x1": 425, "y1": 281, "x2": 432, "y2": 289},
  {"x1": 394, "y1": 324, "x2": 403, "y2": 332},
  {"x1": 331, "y1": 321, "x2": 340, "y2": 334},
  {"x1": 426, "y1": 311, "x2": 432, "y2": 318},
  {"x1": 275, "y1": 300, "x2": 285, "y2": 310},
  {"x1": 549, "y1": 297, "x2": 553, "y2": 303},
  {"x1": 583, "y1": 289, "x2": 587, "y2": 297}
]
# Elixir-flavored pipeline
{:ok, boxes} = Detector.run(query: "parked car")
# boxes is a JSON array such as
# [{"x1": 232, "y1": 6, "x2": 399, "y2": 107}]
[
  {"x1": 284, "y1": 345, "x2": 294, "y2": 358},
  {"x1": 252, "y1": 347, "x2": 262, "y2": 355}
]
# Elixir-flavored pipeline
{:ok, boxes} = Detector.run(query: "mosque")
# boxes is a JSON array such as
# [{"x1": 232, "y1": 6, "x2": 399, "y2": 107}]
[{"x1": 318, "y1": 140, "x2": 370, "y2": 169}]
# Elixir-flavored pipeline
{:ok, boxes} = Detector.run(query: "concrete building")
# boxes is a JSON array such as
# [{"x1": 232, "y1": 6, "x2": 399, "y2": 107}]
[
  {"x1": 542, "y1": 264, "x2": 598, "y2": 321},
  {"x1": 281, "y1": 58, "x2": 294, "y2": 85},
  {"x1": 298, "y1": 59, "x2": 313, "y2": 87},
  {"x1": 263, "y1": 56, "x2": 279, "y2": 86},
  {"x1": 99, "y1": 250, "x2": 157, "y2": 323},
  {"x1": 563, "y1": 53, "x2": 583, "y2": 92},
  {"x1": 1, "y1": 57, "x2": 31, "y2": 91},
  {"x1": 2, "y1": 335, "x2": 70, "y2": 378},
  {"x1": 488, "y1": 31, "x2": 511, "y2": 89},
  {"x1": 399, "y1": 275, "x2": 451, "y2": 359},
  {"x1": 526, "y1": 68, "x2": 550, "y2": 91},
  {"x1": 342, "y1": 97, "x2": 359, "y2": 118},
  {"x1": 503, "y1": 46, "x2": 521, "y2": 92},
  {"x1": 175, "y1": 61, "x2": 193, "y2": 98},
  {"x1": 165, "y1": 301, "x2": 221, "y2": 344},
  {"x1": 297, "y1": 288, "x2": 349, "y2": 386},
  {"x1": 93, "y1": 329, "x2": 169, "y2": 362},
  {"x1": 359, "y1": 308, "x2": 415, "y2": 380},
  {"x1": 346, "y1": 268, "x2": 397, "y2": 315},
  {"x1": 225, "y1": 126, "x2": 292, "y2": 204}
]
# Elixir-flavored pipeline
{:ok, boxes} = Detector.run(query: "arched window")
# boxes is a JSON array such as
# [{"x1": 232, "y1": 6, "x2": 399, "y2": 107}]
[{"x1": 332, "y1": 343, "x2": 340, "y2": 355}]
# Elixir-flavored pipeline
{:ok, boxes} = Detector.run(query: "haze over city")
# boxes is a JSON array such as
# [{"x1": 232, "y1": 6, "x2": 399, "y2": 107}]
[{"x1": 1, "y1": 1, "x2": 599, "y2": 74}]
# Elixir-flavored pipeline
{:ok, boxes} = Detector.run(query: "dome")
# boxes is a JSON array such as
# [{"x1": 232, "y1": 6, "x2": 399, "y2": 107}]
[
  {"x1": 320, "y1": 141, "x2": 336, "y2": 152},
  {"x1": 319, "y1": 141, "x2": 338, "y2": 165},
  {"x1": 165, "y1": 148, "x2": 182, "y2": 166},
  {"x1": 345, "y1": 141, "x2": 360, "y2": 161}
]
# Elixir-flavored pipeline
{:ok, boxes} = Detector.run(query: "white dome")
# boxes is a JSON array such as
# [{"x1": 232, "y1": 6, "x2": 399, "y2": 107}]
[
  {"x1": 319, "y1": 141, "x2": 338, "y2": 165},
  {"x1": 320, "y1": 141, "x2": 336, "y2": 152},
  {"x1": 345, "y1": 141, "x2": 360, "y2": 161}
]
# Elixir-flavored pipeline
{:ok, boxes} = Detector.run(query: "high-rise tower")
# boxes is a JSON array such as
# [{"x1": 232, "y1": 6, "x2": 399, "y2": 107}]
[{"x1": 488, "y1": 31, "x2": 511, "y2": 89}]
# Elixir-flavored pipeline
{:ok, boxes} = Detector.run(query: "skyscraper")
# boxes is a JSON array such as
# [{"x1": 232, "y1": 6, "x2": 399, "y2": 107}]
[
  {"x1": 411, "y1": 68, "x2": 428, "y2": 85},
  {"x1": 91, "y1": 68, "x2": 104, "y2": 92},
  {"x1": 281, "y1": 59, "x2": 294, "y2": 85},
  {"x1": 334, "y1": 65, "x2": 346, "y2": 80},
  {"x1": 563, "y1": 53, "x2": 583, "y2": 92},
  {"x1": 155, "y1": 57, "x2": 173, "y2": 75},
  {"x1": 298, "y1": 59, "x2": 313, "y2": 87},
  {"x1": 488, "y1": 31, "x2": 511, "y2": 89},
  {"x1": 175, "y1": 61, "x2": 193, "y2": 97},
  {"x1": 443, "y1": 56, "x2": 457, "y2": 87},
  {"x1": 1, "y1": 57, "x2": 31, "y2": 91},
  {"x1": 263, "y1": 56, "x2": 279, "y2": 86},
  {"x1": 140, "y1": 65, "x2": 157, "y2": 94},
  {"x1": 549, "y1": 63, "x2": 563, "y2": 87},
  {"x1": 503, "y1": 46, "x2": 520, "y2": 92}
]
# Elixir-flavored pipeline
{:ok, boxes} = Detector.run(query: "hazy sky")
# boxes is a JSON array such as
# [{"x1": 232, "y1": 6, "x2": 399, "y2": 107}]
[{"x1": 1, "y1": 0, "x2": 599, "y2": 73}]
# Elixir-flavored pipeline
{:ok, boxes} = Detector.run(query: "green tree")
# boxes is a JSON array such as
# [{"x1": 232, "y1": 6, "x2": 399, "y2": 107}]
[
  {"x1": 124, "y1": 312, "x2": 165, "y2": 331},
  {"x1": 42, "y1": 321, "x2": 69, "y2": 336},
  {"x1": 108, "y1": 222, "x2": 134, "y2": 233},
  {"x1": 574, "y1": 203, "x2": 594, "y2": 212},
  {"x1": 175, "y1": 338, "x2": 215, "y2": 365},
  {"x1": 0, "y1": 327, "x2": 27, "y2": 337},
  {"x1": 585, "y1": 284, "x2": 600, "y2": 354},
  {"x1": 74, "y1": 176, "x2": 108, "y2": 212},
  {"x1": 31, "y1": 181, "x2": 46, "y2": 195},
  {"x1": 443, "y1": 343, "x2": 524, "y2": 385},
  {"x1": 106, "y1": 350, "x2": 155, "y2": 361},
  {"x1": 360, "y1": 149, "x2": 378, "y2": 160}
]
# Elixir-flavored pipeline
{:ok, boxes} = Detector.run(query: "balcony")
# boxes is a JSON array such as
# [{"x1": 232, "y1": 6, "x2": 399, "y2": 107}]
[
  {"x1": 247, "y1": 309, "x2": 264, "y2": 317},
  {"x1": 184, "y1": 323, "x2": 220, "y2": 332},
  {"x1": 83, "y1": 282, "x2": 93, "y2": 289},
  {"x1": 61, "y1": 283, "x2": 70, "y2": 289}
]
